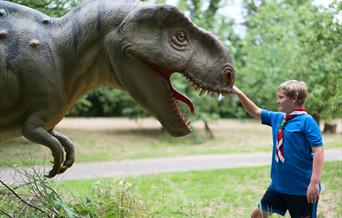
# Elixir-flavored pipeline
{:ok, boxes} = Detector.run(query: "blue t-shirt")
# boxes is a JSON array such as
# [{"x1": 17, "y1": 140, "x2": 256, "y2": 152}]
[{"x1": 261, "y1": 109, "x2": 323, "y2": 196}]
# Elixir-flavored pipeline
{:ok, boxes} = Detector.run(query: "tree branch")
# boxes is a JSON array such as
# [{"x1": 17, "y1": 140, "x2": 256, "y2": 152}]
[
  {"x1": 0, "y1": 179, "x2": 52, "y2": 218},
  {"x1": 0, "y1": 208, "x2": 13, "y2": 218}
]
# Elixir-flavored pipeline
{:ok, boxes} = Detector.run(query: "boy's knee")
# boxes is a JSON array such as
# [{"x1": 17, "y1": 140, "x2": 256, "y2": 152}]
[
  {"x1": 251, "y1": 208, "x2": 259, "y2": 218},
  {"x1": 251, "y1": 208, "x2": 267, "y2": 218}
]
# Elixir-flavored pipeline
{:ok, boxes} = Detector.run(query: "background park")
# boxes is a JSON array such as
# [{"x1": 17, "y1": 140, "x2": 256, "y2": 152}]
[{"x1": 0, "y1": 0, "x2": 341, "y2": 217}]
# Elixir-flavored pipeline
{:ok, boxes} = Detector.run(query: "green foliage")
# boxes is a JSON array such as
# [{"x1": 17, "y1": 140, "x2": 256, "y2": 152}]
[
  {"x1": 9, "y1": 0, "x2": 85, "y2": 17},
  {"x1": 68, "y1": 89, "x2": 149, "y2": 118},
  {"x1": 67, "y1": 161, "x2": 342, "y2": 217},
  {"x1": 0, "y1": 171, "x2": 77, "y2": 218},
  {"x1": 295, "y1": 1, "x2": 342, "y2": 121},
  {"x1": 10, "y1": 0, "x2": 340, "y2": 122},
  {"x1": 2, "y1": 161, "x2": 338, "y2": 217},
  {"x1": 67, "y1": 98, "x2": 93, "y2": 116},
  {"x1": 0, "y1": 171, "x2": 150, "y2": 218},
  {"x1": 238, "y1": 0, "x2": 341, "y2": 120}
]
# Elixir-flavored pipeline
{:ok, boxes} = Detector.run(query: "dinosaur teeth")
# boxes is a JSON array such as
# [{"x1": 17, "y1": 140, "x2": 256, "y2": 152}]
[
  {"x1": 187, "y1": 74, "x2": 228, "y2": 99},
  {"x1": 199, "y1": 89, "x2": 206, "y2": 96},
  {"x1": 217, "y1": 93, "x2": 224, "y2": 101},
  {"x1": 186, "y1": 73, "x2": 229, "y2": 98}
]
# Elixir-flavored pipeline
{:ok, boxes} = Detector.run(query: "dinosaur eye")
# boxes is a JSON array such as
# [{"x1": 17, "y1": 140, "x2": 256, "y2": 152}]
[
  {"x1": 170, "y1": 31, "x2": 189, "y2": 51},
  {"x1": 176, "y1": 32, "x2": 187, "y2": 42}
]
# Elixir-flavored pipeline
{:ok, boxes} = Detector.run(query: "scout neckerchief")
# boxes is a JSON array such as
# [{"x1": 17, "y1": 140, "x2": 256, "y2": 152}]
[{"x1": 275, "y1": 108, "x2": 308, "y2": 163}]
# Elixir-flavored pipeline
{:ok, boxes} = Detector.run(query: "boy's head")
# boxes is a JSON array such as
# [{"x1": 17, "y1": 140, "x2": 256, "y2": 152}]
[{"x1": 277, "y1": 80, "x2": 307, "y2": 106}]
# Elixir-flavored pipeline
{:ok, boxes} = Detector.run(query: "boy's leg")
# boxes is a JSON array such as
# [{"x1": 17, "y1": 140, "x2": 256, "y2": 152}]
[
  {"x1": 256, "y1": 188, "x2": 287, "y2": 217},
  {"x1": 251, "y1": 208, "x2": 270, "y2": 218},
  {"x1": 285, "y1": 194, "x2": 317, "y2": 218}
]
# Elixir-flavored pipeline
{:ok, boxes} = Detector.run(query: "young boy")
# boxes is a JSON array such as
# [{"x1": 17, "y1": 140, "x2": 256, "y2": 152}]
[{"x1": 231, "y1": 80, "x2": 324, "y2": 218}]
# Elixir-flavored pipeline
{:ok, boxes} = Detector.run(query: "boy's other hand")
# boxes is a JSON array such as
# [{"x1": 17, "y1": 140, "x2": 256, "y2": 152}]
[{"x1": 307, "y1": 182, "x2": 320, "y2": 203}]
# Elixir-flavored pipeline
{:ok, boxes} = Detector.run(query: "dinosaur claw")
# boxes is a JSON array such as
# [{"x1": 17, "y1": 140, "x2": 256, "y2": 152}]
[
  {"x1": 45, "y1": 164, "x2": 70, "y2": 177},
  {"x1": 45, "y1": 170, "x2": 57, "y2": 178},
  {"x1": 63, "y1": 160, "x2": 74, "y2": 168},
  {"x1": 58, "y1": 166, "x2": 68, "y2": 174},
  {"x1": 57, "y1": 161, "x2": 74, "y2": 174},
  {"x1": 44, "y1": 174, "x2": 52, "y2": 178},
  {"x1": 45, "y1": 162, "x2": 63, "y2": 178}
]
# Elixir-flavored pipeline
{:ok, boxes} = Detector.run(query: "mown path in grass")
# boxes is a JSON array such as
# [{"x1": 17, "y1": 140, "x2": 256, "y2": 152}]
[
  {"x1": 1, "y1": 118, "x2": 341, "y2": 184},
  {"x1": 1, "y1": 148, "x2": 341, "y2": 184}
]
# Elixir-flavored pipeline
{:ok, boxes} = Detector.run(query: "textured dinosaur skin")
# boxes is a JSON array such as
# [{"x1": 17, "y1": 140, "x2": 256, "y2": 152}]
[{"x1": 0, "y1": 0, "x2": 235, "y2": 177}]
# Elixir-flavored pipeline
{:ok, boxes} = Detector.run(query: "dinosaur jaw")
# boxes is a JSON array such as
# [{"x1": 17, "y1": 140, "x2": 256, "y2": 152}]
[
  {"x1": 149, "y1": 64, "x2": 232, "y2": 136},
  {"x1": 149, "y1": 64, "x2": 193, "y2": 133},
  {"x1": 151, "y1": 64, "x2": 194, "y2": 110}
]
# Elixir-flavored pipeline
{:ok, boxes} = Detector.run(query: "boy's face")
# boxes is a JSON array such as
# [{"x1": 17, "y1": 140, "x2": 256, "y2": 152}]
[{"x1": 276, "y1": 91, "x2": 299, "y2": 114}]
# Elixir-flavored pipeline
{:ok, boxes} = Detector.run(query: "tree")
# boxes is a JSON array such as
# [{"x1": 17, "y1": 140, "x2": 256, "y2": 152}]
[
  {"x1": 237, "y1": 0, "x2": 341, "y2": 125},
  {"x1": 294, "y1": 1, "x2": 342, "y2": 124},
  {"x1": 9, "y1": 0, "x2": 84, "y2": 17}
]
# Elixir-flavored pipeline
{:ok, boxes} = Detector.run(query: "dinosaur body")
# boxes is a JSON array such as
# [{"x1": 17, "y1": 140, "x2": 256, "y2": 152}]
[{"x1": 0, "y1": 0, "x2": 235, "y2": 177}]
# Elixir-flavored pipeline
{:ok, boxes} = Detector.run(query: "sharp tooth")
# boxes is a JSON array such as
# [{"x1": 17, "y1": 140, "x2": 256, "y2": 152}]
[
  {"x1": 186, "y1": 120, "x2": 191, "y2": 126},
  {"x1": 195, "y1": 86, "x2": 201, "y2": 91},
  {"x1": 210, "y1": 91, "x2": 215, "y2": 97},
  {"x1": 217, "y1": 93, "x2": 224, "y2": 101},
  {"x1": 199, "y1": 89, "x2": 206, "y2": 96}
]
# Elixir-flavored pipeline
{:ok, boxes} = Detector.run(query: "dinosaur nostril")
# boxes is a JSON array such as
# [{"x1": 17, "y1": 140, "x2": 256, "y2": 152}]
[
  {"x1": 224, "y1": 69, "x2": 234, "y2": 86},
  {"x1": 0, "y1": 30, "x2": 8, "y2": 39},
  {"x1": 227, "y1": 71, "x2": 232, "y2": 83},
  {"x1": 223, "y1": 63, "x2": 235, "y2": 86}
]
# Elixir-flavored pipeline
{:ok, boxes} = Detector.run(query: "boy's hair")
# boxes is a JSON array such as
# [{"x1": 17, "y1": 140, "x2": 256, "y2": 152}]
[{"x1": 277, "y1": 80, "x2": 308, "y2": 106}]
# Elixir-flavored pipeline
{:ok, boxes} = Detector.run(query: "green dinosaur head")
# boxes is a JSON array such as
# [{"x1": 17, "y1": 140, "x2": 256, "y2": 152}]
[{"x1": 105, "y1": 4, "x2": 235, "y2": 137}]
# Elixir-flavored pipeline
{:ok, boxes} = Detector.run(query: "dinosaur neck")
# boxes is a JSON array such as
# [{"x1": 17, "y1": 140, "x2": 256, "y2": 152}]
[{"x1": 53, "y1": 0, "x2": 138, "y2": 100}]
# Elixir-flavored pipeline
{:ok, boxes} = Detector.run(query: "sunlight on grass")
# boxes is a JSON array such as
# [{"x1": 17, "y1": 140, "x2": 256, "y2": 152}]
[
  {"x1": 59, "y1": 161, "x2": 341, "y2": 218},
  {"x1": 0, "y1": 118, "x2": 340, "y2": 167},
  {"x1": 0, "y1": 160, "x2": 340, "y2": 217}
]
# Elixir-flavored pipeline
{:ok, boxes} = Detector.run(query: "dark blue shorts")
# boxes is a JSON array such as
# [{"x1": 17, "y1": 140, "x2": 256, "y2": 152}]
[{"x1": 258, "y1": 187, "x2": 317, "y2": 218}]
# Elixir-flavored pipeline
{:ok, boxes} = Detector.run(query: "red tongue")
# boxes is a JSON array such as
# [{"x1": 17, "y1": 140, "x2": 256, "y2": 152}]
[
  {"x1": 154, "y1": 65, "x2": 194, "y2": 113},
  {"x1": 171, "y1": 87, "x2": 194, "y2": 113}
]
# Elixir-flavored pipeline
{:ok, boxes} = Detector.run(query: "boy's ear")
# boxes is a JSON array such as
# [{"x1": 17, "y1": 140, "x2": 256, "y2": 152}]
[{"x1": 291, "y1": 95, "x2": 299, "y2": 104}]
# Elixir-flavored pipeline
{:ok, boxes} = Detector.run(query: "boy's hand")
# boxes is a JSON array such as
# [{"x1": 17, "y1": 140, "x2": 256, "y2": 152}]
[
  {"x1": 230, "y1": 85, "x2": 240, "y2": 95},
  {"x1": 307, "y1": 182, "x2": 320, "y2": 203}
]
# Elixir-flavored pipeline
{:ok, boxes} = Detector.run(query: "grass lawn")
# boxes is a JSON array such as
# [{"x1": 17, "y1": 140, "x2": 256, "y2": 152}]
[
  {"x1": 0, "y1": 118, "x2": 341, "y2": 167},
  {"x1": 59, "y1": 161, "x2": 341, "y2": 217}
]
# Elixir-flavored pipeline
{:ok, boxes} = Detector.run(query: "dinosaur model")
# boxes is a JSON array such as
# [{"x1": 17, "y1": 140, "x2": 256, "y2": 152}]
[{"x1": 0, "y1": 0, "x2": 235, "y2": 177}]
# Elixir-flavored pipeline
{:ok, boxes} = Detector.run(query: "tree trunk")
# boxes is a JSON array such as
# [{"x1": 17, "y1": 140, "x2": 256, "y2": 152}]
[
  {"x1": 204, "y1": 121, "x2": 214, "y2": 139},
  {"x1": 312, "y1": 112, "x2": 320, "y2": 126},
  {"x1": 323, "y1": 122, "x2": 337, "y2": 134}
]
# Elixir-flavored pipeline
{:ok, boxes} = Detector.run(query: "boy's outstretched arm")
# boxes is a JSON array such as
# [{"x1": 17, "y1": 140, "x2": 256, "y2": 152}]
[{"x1": 230, "y1": 86, "x2": 262, "y2": 120}]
